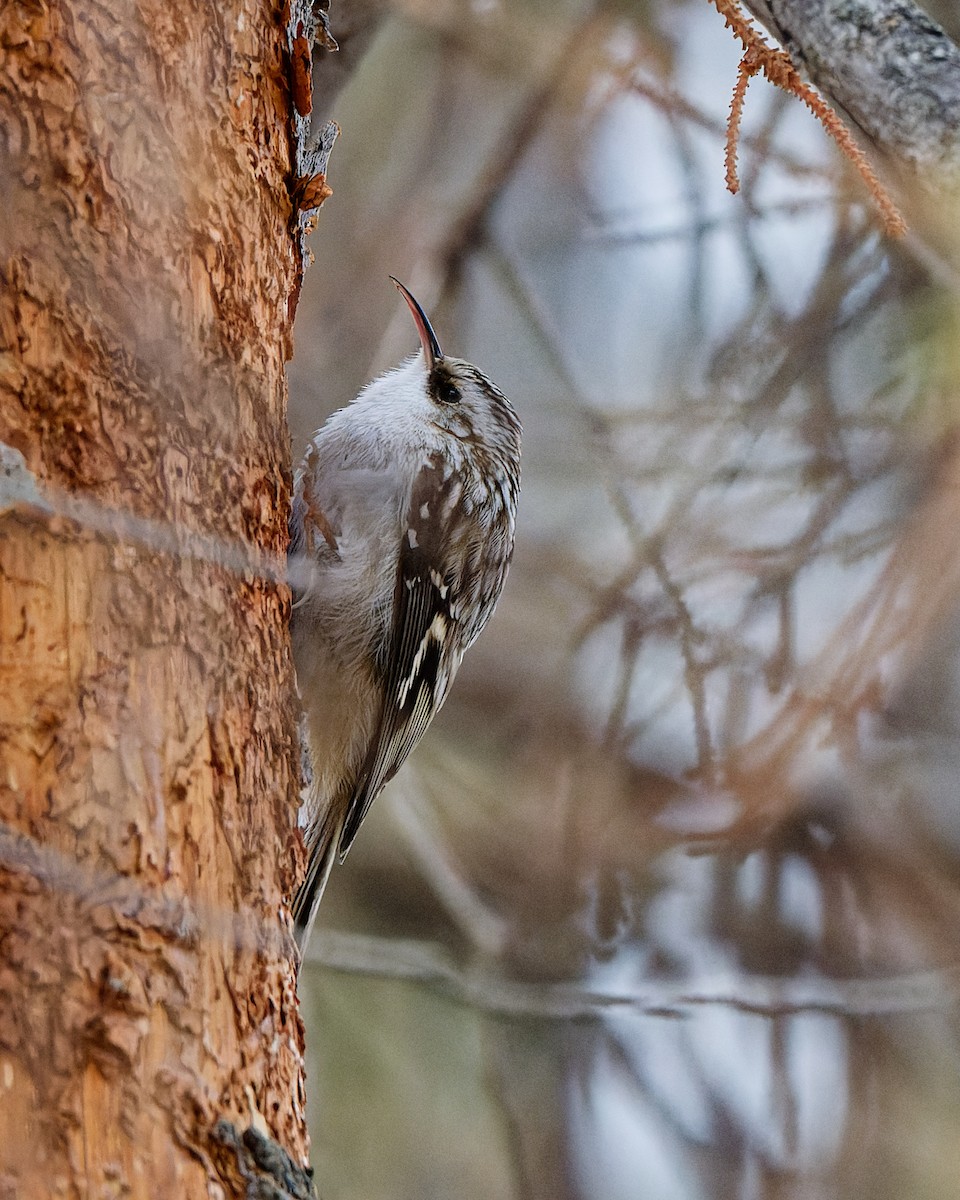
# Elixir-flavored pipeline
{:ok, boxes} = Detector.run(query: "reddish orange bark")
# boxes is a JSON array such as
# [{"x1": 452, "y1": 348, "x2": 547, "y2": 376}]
[{"x1": 0, "y1": 0, "x2": 310, "y2": 1194}]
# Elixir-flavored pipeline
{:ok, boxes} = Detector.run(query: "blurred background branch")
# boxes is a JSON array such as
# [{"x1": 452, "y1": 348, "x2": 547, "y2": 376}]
[{"x1": 293, "y1": 6, "x2": 960, "y2": 1197}]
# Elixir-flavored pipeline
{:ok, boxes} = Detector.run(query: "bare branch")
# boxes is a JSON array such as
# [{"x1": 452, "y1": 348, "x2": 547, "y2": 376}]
[{"x1": 743, "y1": 0, "x2": 960, "y2": 188}]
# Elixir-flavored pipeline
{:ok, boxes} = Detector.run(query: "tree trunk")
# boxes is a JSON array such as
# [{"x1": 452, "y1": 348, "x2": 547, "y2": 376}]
[{"x1": 0, "y1": 1, "x2": 310, "y2": 1195}]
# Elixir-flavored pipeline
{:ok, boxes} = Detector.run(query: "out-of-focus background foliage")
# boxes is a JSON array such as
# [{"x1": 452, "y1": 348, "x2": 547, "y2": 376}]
[{"x1": 290, "y1": 2, "x2": 960, "y2": 1196}]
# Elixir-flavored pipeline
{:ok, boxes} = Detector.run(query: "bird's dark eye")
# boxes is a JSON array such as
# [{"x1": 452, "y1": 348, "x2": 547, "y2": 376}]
[{"x1": 435, "y1": 379, "x2": 462, "y2": 405}]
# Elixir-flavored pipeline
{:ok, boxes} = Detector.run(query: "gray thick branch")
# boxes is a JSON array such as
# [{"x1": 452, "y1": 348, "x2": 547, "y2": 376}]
[{"x1": 744, "y1": 0, "x2": 960, "y2": 189}]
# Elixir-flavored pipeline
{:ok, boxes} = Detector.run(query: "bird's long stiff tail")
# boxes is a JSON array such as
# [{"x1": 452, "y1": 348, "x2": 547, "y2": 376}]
[{"x1": 291, "y1": 814, "x2": 342, "y2": 963}]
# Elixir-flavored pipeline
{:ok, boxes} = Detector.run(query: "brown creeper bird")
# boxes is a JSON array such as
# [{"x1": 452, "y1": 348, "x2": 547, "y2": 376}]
[{"x1": 289, "y1": 279, "x2": 521, "y2": 955}]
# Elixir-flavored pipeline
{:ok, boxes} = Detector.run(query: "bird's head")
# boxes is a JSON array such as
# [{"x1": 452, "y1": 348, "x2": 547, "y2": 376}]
[{"x1": 378, "y1": 277, "x2": 522, "y2": 473}]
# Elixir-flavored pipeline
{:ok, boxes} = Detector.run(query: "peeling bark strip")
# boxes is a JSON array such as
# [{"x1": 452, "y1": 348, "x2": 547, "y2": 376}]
[
  {"x1": 0, "y1": 1, "x2": 308, "y2": 1196},
  {"x1": 744, "y1": 0, "x2": 960, "y2": 185}
]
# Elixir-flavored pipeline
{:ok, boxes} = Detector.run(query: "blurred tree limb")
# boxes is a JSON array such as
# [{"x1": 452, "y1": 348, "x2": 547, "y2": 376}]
[
  {"x1": 743, "y1": 0, "x2": 960, "y2": 188},
  {"x1": 739, "y1": 0, "x2": 960, "y2": 260}
]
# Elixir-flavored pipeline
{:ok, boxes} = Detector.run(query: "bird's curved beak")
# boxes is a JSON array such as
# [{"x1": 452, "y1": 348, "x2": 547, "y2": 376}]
[{"x1": 390, "y1": 277, "x2": 443, "y2": 373}]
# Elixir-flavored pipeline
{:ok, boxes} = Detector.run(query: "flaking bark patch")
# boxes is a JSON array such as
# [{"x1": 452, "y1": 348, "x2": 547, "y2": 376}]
[{"x1": 0, "y1": 0, "x2": 311, "y2": 1194}]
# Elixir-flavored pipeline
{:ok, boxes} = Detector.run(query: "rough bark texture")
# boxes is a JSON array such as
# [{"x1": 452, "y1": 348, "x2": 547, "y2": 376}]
[
  {"x1": 744, "y1": 0, "x2": 960, "y2": 186},
  {"x1": 0, "y1": 1, "x2": 308, "y2": 1196}
]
